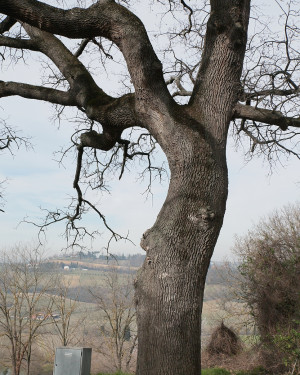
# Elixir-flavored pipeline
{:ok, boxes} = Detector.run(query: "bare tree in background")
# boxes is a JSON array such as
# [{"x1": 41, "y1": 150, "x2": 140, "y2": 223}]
[
  {"x1": 49, "y1": 278, "x2": 82, "y2": 347},
  {"x1": 0, "y1": 1, "x2": 300, "y2": 373},
  {"x1": 90, "y1": 269, "x2": 137, "y2": 373},
  {"x1": 0, "y1": 247, "x2": 55, "y2": 375}
]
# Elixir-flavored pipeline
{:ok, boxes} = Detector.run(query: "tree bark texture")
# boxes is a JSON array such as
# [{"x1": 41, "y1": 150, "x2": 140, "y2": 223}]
[
  {"x1": 133, "y1": 1, "x2": 250, "y2": 372},
  {"x1": 135, "y1": 128, "x2": 228, "y2": 374}
]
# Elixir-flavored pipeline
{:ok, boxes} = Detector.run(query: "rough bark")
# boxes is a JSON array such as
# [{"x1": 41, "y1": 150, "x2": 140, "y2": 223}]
[
  {"x1": 135, "y1": 120, "x2": 228, "y2": 374},
  {"x1": 133, "y1": 2, "x2": 251, "y2": 373}
]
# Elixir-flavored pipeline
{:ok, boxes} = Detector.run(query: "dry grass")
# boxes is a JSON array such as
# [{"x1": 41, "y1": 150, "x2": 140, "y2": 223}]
[{"x1": 202, "y1": 347, "x2": 264, "y2": 373}]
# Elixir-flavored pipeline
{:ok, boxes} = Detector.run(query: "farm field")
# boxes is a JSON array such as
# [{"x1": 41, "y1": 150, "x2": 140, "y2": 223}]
[{"x1": 0, "y1": 257, "x2": 254, "y2": 375}]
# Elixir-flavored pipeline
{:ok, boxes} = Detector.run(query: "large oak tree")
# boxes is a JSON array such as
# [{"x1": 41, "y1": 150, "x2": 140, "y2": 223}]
[{"x1": 0, "y1": 1, "x2": 299, "y2": 374}]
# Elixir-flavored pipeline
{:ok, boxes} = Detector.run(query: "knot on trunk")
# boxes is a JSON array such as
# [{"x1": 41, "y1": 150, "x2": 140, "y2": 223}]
[
  {"x1": 188, "y1": 207, "x2": 216, "y2": 226},
  {"x1": 80, "y1": 129, "x2": 118, "y2": 151},
  {"x1": 199, "y1": 206, "x2": 215, "y2": 221},
  {"x1": 140, "y1": 229, "x2": 151, "y2": 252}
]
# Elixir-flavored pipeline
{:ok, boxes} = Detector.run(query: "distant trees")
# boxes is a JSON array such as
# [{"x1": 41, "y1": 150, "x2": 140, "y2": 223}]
[
  {"x1": 90, "y1": 268, "x2": 137, "y2": 373},
  {"x1": 0, "y1": 246, "x2": 143, "y2": 373},
  {"x1": 0, "y1": 247, "x2": 85, "y2": 375},
  {"x1": 232, "y1": 203, "x2": 300, "y2": 372},
  {"x1": 0, "y1": 247, "x2": 55, "y2": 375},
  {"x1": 50, "y1": 279, "x2": 81, "y2": 347}
]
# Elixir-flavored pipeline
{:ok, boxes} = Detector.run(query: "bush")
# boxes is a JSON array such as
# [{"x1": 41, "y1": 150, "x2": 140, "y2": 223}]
[
  {"x1": 273, "y1": 320, "x2": 300, "y2": 374},
  {"x1": 232, "y1": 203, "x2": 300, "y2": 371}
]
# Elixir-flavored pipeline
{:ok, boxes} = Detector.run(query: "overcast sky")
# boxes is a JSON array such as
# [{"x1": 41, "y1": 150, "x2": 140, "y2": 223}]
[
  {"x1": 1, "y1": 95, "x2": 299, "y2": 261},
  {"x1": 0, "y1": 0, "x2": 299, "y2": 261}
]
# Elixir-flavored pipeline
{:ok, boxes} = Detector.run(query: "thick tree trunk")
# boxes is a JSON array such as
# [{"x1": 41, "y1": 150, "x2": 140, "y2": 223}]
[
  {"x1": 0, "y1": 2, "x2": 250, "y2": 374},
  {"x1": 133, "y1": 1, "x2": 250, "y2": 368},
  {"x1": 135, "y1": 121, "x2": 228, "y2": 375}
]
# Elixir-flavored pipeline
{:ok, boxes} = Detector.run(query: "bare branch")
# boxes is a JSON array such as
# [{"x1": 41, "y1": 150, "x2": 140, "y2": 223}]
[
  {"x1": 91, "y1": 38, "x2": 113, "y2": 60},
  {"x1": 234, "y1": 102, "x2": 300, "y2": 130},
  {"x1": 0, "y1": 81, "x2": 77, "y2": 106},
  {"x1": 21, "y1": 25, "x2": 141, "y2": 133},
  {"x1": 74, "y1": 38, "x2": 90, "y2": 58},
  {"x1": 23, "y1": 24, "x2": 106, "y2": 107},
  {"x1": 0, "y1": 16, "x2": 16, "y2": 34},
  {"x1": 0, "y1": 35, "x2": 39, "y2": 51},
  {"x1": 0, "y1": 0, "x2": 171, "y2": 103},
  {"x1": 171, "y1": 76, "x2": 192, "y2": 97},
  {"x1": 242, "y1": 88, "x2": 299, "y2": 101},
  {"x1": 179, "y1": 0, "x2": 194, "y2": 35},
  {"x1": 0, "y1": 119, "x2": 31, "y2": 155},
  {"x1": 80, "y1": 130, "x2": 121, "y2": 152},
  {"x1": 22, "y1": 138, "x2": 133, "y2": 251},
  {"x1": 0, "y1": 179, "x2": 7, "y2": 213}
]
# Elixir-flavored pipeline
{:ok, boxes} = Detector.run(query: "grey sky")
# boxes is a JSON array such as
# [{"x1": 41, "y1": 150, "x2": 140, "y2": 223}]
[{"x1": 1, "y1": 93, "x2": 299, "y2": 259}]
